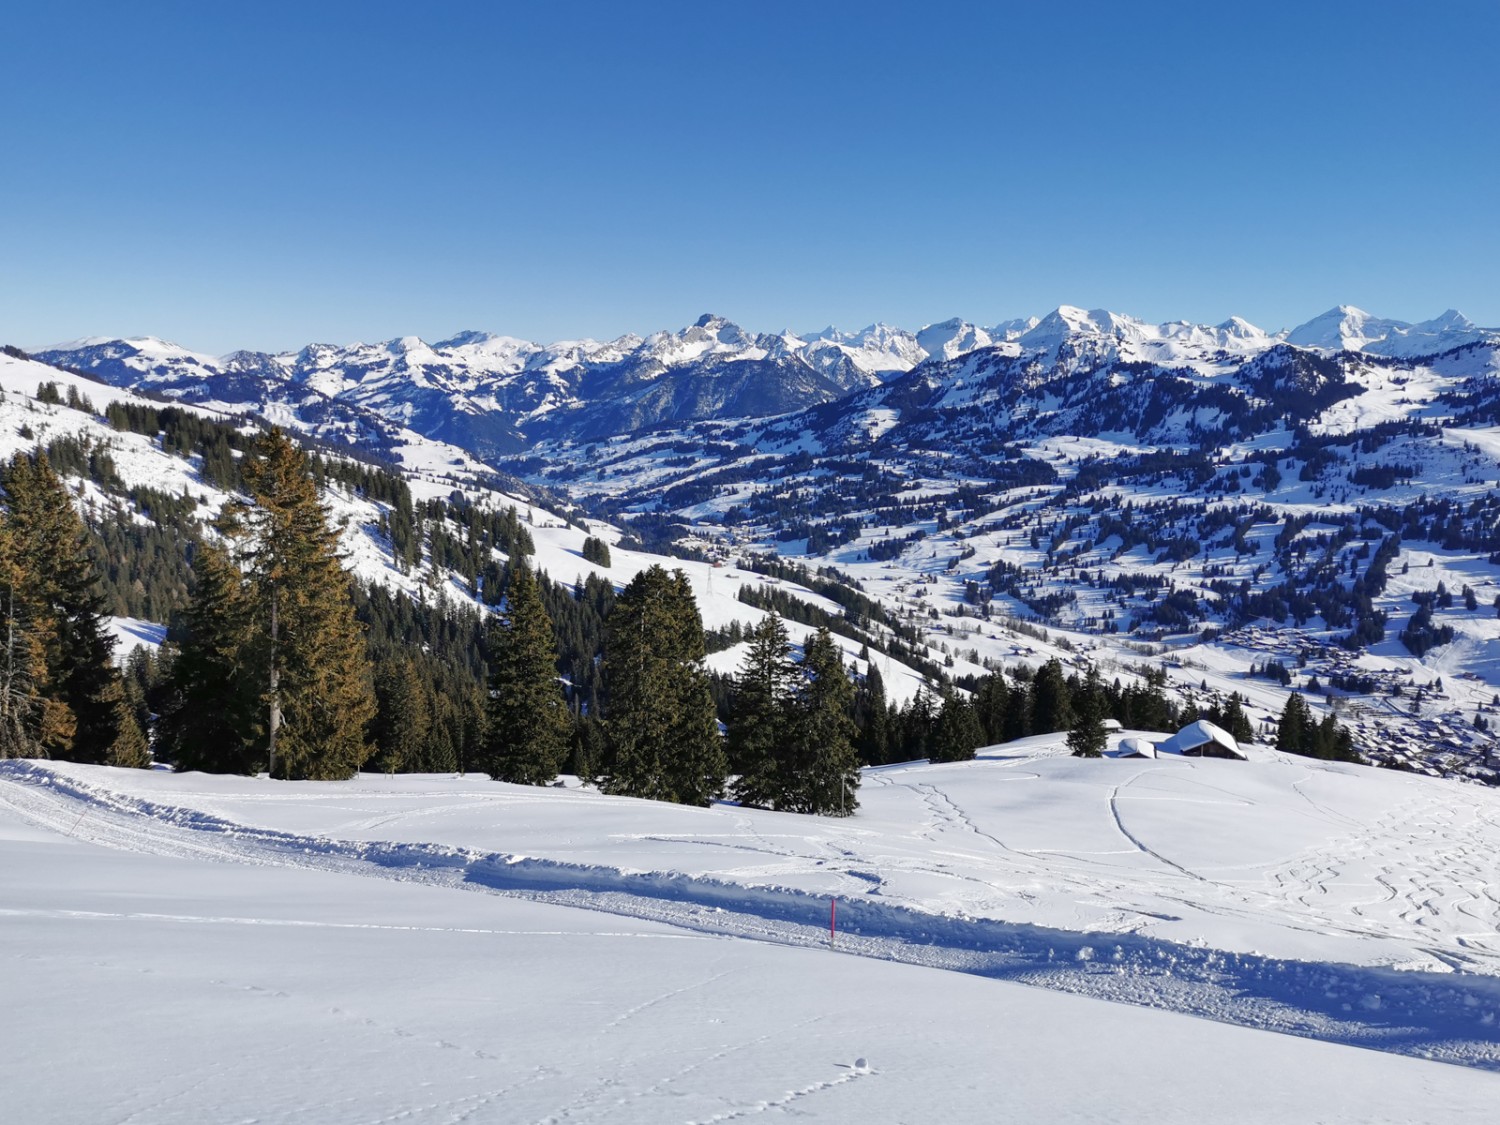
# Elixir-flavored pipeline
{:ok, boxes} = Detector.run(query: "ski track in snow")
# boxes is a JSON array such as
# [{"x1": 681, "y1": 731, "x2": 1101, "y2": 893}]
[{"x1": 5, "y1": 761, "x2": 1500, "y2": 1071}]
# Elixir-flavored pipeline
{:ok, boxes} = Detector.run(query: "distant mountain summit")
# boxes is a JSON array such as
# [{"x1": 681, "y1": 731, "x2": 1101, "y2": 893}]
[{"x1": 1284, "y1": 306, "x2": 1492, "y2": 357}]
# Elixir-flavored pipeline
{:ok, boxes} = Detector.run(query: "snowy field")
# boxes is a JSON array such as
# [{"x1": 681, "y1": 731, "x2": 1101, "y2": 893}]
[{"x1": 6, "y1": 744, "x2": 1500, "y2": 1122}]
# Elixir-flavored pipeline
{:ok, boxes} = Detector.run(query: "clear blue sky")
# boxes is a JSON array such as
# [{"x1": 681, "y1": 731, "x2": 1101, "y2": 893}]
[{"x1": 3, "y1": 1, "x2": 1497, "y2": 353}]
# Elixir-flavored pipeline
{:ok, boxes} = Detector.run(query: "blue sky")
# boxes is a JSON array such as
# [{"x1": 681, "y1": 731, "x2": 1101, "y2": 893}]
[{"x1": 2, "y1": 1, "x2": 1497, "y2": 352}]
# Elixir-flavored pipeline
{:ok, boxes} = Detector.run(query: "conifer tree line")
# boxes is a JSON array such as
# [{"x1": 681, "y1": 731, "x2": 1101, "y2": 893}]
[
  {"x1": 1275, "y1": 692, "x2": 1359, "y2": 762},
  {"x1": 848, "y1": 659, "x2": 1267, "y2": 766},
  {"x1": 9, "y1": 410, "x2": 861, "y2": 810},
  {"x1": 156, "y1": 429, "x2": 377, "y2": 778},
  {"x1": 727, "y1": 616, "x2": 860, "y2": 815}
]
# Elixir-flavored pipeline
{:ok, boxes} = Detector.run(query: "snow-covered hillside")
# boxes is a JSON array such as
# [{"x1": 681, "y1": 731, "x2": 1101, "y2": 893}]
[
  {"x1": 5, "y1": 742, "x2": 1500, "y2": 1122},
  {"x1": 0, "y1": 350, "x2": 932, "y2": 700}
]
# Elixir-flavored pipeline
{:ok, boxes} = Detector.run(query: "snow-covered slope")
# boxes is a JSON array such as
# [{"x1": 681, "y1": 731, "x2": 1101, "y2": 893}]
[
  {"x1": 7, "y1": 739, "x2": 1500, "y2": 1105},
  {"x1": 10, "y1": 773, "x2": 1498, "y2": 1124}
]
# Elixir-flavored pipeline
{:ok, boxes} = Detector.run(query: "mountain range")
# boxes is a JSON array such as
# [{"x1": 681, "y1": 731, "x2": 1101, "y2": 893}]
[{"x1": 33, "y1": 306, "x2": 1497, "y2": 458}]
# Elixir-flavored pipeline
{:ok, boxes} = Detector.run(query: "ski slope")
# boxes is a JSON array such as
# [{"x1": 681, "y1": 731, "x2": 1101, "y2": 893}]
[{"x1": 7, "y1": 733, "x2": 1500, "y2": 1120}]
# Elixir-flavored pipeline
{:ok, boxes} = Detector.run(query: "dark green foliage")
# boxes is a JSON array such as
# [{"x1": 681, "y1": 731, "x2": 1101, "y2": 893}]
[
  {"x1": 1030, "y1": 659, "x2": 1074, "y2": 735},
  {"x1": 538, "y1": 571, "x2": 614, "y2": 719},
  {"x1": 787, "y1": 627, "x2": 860, "y2": 815},
  {"x1": 107, "y1": 691, "x2": 151, "y2": 768},
  {"x1": 1204, "y1": 692, "x2": 1254, "y2": 743},
  {"x1": 852, "y1": 660, "x2": 890, "y2": 765},
  {"x1": 892, "y1": 687, "x2": 938, "y2": 762},
  {"x1": 727, "y1": 615, "x2": 797, "y2": 808},
  {"x1": 481, "y1": 562, "x2": 572, "y2": 785},
  {"x1": 1, "y1": 451, "x2": 123, "y2": 763},
  {"x1": 156, "y1": 534, "x2": 260, "y2": 773},
  {"x1": 1276, "y1": 692, "x2": 1359, "y2": 762},
  {"x1": 972, "y1": 673, "x2": 1011, "y2": 746},
  {"x1": 581, "y1": 535, "x2": 612, "y2": 567},
  {"x1": 1066, "y1": 673, "x2": 1108, "y2": 758},
  {"x1": 600, "y1": 565, "x2": 726, "y2": 806},
  {"x1": 1400, "y1": 598, "x2": 1454, "y2": 657},
  {"x1": 929, "y1": 690, "x2": 984, "y2": 763},
  {"x1": 371, "y1": 656, "x2": 431, "y2": 774},
  {"x1": 241, "y1": 431, "x2": 376, "y2": 779},
  {"x1": 727, "y1": 621, "x2": 861, "y2": 815},
  {"x1": 355, "y1": 584, "x2": 486, "y2": 773},
  {"x1": 0, "y1": 526, "x2": 60, "y2": 758}
]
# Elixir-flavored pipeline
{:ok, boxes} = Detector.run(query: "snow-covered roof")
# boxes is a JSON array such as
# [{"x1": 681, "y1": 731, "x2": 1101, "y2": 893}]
[
  {"x1": 1156, "y1": 720, "x2": 1244, "y2": 760},
  {"x1": 1113, "y1": 736, "x2": 1157, "y2": 758}
]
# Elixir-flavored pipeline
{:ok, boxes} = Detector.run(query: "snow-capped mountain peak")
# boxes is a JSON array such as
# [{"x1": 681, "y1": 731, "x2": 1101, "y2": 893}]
[
  {"x1": 1285, "y1": 305, "x2": 1393, "y2": 352},
  {"x1": 916, "y1": 318, "x2": 995, "y2": 362},
  {"x1": 1284, "y1": 305, "x2": 1496, "y2": 357}
]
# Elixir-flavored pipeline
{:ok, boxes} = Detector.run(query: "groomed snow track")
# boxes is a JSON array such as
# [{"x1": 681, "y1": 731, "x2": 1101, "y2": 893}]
[{"x1": 5, "y1": 760, "x2": 1500, "y2": 1070}]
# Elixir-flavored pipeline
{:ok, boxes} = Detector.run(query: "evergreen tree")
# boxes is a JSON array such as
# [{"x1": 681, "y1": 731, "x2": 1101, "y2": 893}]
[
  {"x1": 787, "y1": 627, "x2": 860, "y2": 816},
  {"x1": 1030, "y1": 658, "x2": 1073, "y2": 735},
  {"x1": 1067, "y1": 667, "x2": 1108, "y2": 758},
  {"x1": 727, "y1": 614, "x2": 796, "y2": 808},
  {"x1": 973, "y1": 673, "x2": 1011, "y2": 745},
  {"x1": 581, "y1": 535, "x2": 612, "y2": 567},
  {"x1": 1, "y1": 451, "x2": 120, "y2": 761},
  {"x1": 1066, "y1": 686, "x2": 1107, "y2": 758},
  {"x1": 242, "y1": 430, "x2": 375, "y2": 780},
  {"x1": 853, "y1": 660, "x2": 890, "y2": 766},
  {"x1": 1218, "y1": 693, "x2": 1254, "y2": 743},
  {"x1": 899, "y1": 686, "x2": 938, "y2": 760},
  {"x1": 107, "y1": 691, "x2": 151, "y2": 768},
  {"x1": 1276, "y1": 693, "x2": 1312, "y2": 754},
  {"x1": 930, "y1": 690, "x2": 985, "y2": 763},
  {"x1": 157, "y1": 532, "x2": 260, "y2": 773},
  {"x1": 600, "y1": 565, "x2": 725, "y2": 805},
  {"x1": 481, "y1": 561, "x2": 571, "y2": 784},
  {"x1": 371, "y1": 655, "x2": 431, "y2": 774},
  {"x1": 0, "y1": 522, "x2": 63, "y2": 758}
]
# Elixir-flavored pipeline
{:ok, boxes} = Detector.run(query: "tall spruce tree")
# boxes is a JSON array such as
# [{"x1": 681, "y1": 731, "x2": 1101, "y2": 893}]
[
  {"x1": 1031, "y1": 658, "x2": 1074, "y2": 735},
  {"x1": 107, "y1": 693, "x2": 151, "y2": 768},
  {"x1": 158, "y1": 532, "x2": 260, "y2": 773},
  {"x1": 930, "y1": 690, "x2": 985, "y2": 763},
  {"x1": 853, "y1": 660, "x2": 890, "y2": 766},
  {"x1": 727, "y1": 614, "x2": 796, "y2": 808},
  {"x1": 481, "y1": 561, "x2": 571, "y2": 784},
  {"x1": 787, "y1": 627, "x2": 860, "y2": 816},
  {"x1": 973, "y1": 673, "x2": 1011, "y2": 746},
  {"x1": 1066, "y1": 689, "x2": 1107, "y2": 758},
  {"x1": 0, "y1": 521, "x2": 65, "y2": 758},
  {"x1": 1276, "y1": 693, "x2": 1312, "y2": 754},
  {"x1": 371, "y1": 655, "x2": 431, "y2": 774},
  {"x1": 600, "y1": 565, "x2": 725, "y2": 805},
  {"x1": 242, "y1": 430, "x2": 375, "y2": 780},
  {"x1": 1, "y1": 450, "x2": 121, "y2": 761},
  {"x1": 1067, "y1": 667, "x2": 1108, "y2": 758}
]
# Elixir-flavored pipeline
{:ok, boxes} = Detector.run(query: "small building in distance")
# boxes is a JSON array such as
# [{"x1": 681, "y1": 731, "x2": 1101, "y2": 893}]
[{"x1": 1106, "y1": 721, "x2": 1246, "y2": 761}]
